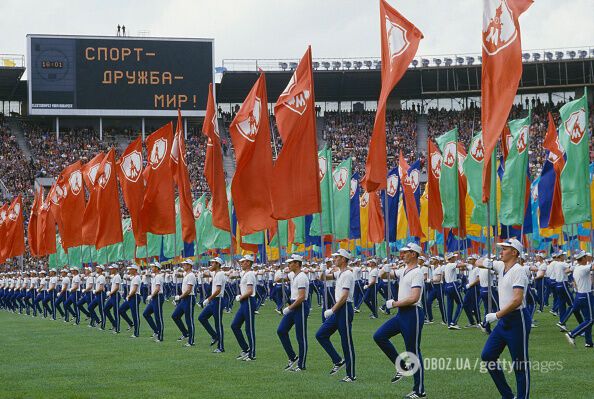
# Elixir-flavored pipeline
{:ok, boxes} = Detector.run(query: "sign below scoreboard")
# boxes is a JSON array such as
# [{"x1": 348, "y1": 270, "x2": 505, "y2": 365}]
[{"x1": 27, "y1": 35, "x2": 214, "y2": 116}]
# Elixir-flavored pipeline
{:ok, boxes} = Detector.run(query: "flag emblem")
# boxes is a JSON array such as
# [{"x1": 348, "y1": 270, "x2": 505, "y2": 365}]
[
  {"x1": 98, "y1": 162, "x2": 112, "y2": 188},
  {"x1": 149, "y1": 138, "x2": 168, "y2": 169},
  {"x1": 482, "y1": 0, "x2": 517, "y2": 56},
  {"x1": 212, "y1": 114, "x2": 220, "y2": 138},
  {"x1": 350, "y1": 177, "x2": 358, "y2": 199},
  {"x1": 8, "y1": 203, "x2": 20, "y2": 221},
  {"x1": 470, "y1": 136, "x2": 485, "y2": 162},
  {"x1": 564, "y1": 108, "x2": 586, "y2": 145},
  {"x1": 236, "y1": 97, "x2": 261, "y2": 142},
  {"x1": 404, "y1": 169, "x2": 420, "y2": 192},
  {"x1": 386, "y1": 17, "x2": 410, "y2": 60},
  {"x1": 51, "y1": 185, "x2": 66, "y2": 204},
  {"x1": 318, "y1": 155, "x2": 328, "y2": 181},
  {"x1": 120, "y1": 151, "x2": 142, "y2": 183},
  {"x1": 457, "y1": 152, "x2": 466, "y2": 175},
  {"x1": 516, "y1": 126, "x2": 528, "y2": 153},
  {"x1": 281, "y1": 72, "x2": 310, "y2": 115},
  {"x1": 69, "y1": 171, "x2": 82, "y2": 195},
  {"x1": 334, "y1": 167, "x2": 348, "y2": 190},
  {"x1": 0, "y1": 209, "x2": 6, "y2": 223},
  {"x1": 88, "y1": 164, "x2": 101, "y2": 185},
  {"x1": 430, "y1": 152, "x2": 442, "y2": 178},
  {"x1": 360, "y1": 192, "x2": 369, "y2": 208},
  {"x1": 193, "y1": 201, "x2": 204, "y2": 219},
  {"x1": 387, "y1": 174, "x2": 399, "y2": 197},
  {"x1": 443, "y1": 142, "x2": 457, "y2": 168}
]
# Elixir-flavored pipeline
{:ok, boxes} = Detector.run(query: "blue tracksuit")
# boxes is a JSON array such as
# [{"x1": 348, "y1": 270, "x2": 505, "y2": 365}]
[
  {"x1": 231, "y1": 296, "x2": 256, "y2": 358},
  {"x1": 316, "y1": 302, "x2": 356, "y2": 379},
  {"x1": 278, "y1": 300, "x2": 310, "y2": 369}
]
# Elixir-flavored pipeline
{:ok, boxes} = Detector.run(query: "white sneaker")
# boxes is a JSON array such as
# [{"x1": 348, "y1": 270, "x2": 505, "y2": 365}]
[{"x1": 565, "y1": 333, "x2": 575, "y2": 346}]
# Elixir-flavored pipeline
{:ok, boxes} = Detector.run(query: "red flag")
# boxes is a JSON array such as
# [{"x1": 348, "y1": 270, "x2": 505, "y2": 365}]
[
  {"x1": 171, "y1": 110, "x2": 196, "y2": 243},
  {"x1": 140, "y1": 123, "x2": 176, "y2": 235},
  {"x1": 501, "y1": 124, "x2": 512, "y2": 160},
  {"x1": 270, "y1": 47, "x2": 321, "y2": 219},
  {"x1": 95, "y1": 148, "x2": 123, "y2": 250},
  {"x1": 37, "y1": 191, "x2": 57, "y2": 256},
  {"x1": 427, "y1": 140, "x2": 444, "y2": 230},
  {"x1": 27, "y1": 188, "x2": 41, "y2": 257},
  {"x1": 363, "y1": 0, "x2": 423, "y2": 192},
  {"x1": 3, "y1": 195, "x2": 25, "y2": 259},
  {"x1": 202, "y1": 83, "x2": 231, "y2": 232},
  {"x1": 57, "y1": 161, "x2": 85, "y2": 249},
  {"x1": 398, "y1": 152, "x2": 424, "y2": 238},
  {"x1": 368, "y1": 191, "x2": 385, "y2": 243},
  {"x1": 0, "y1": 203, "x2": 7, "y2": 262},
  {"x1": 543, "y1": 112, "x2": 565, "y2": 227},
  {"x1": 481, "y1": 0, "x2": 533, "y2": 202},
  {"x1": 229, "y1": 73, "x2": 275, "y2": 234},
  {"x1": 81, "y1": 153, "x2": 105, "y2": 246},
  {"x1": 117, "y1": 136, "x2": 146, "y2": 246},
  {"x1": 48, "y1": 181, "x2": 66, "y2": 239}
]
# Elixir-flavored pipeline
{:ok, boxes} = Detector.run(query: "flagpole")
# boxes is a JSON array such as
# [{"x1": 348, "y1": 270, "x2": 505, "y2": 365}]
[{"x1": 384, "y1": 189, "x2": 391, "y2": 301}]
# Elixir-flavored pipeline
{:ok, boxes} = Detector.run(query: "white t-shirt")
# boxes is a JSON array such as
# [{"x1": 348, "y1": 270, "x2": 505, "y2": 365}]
[
  {"x1": 240, "y1": 270, "x2": 257, "y2": 297},
  {"x1": 290, "y1": 271, "x2": 309, "y2": 301},
  {"x1": 31, "y1": 277, "x2": 39, "y2": 289},
  {"x1": 212, "y1": 271, "x2": 226, "y2": 298},
  {"x1": 468, "y1": 266, "x2": 480, "y2": 285},
  {"x1": 111, "y1": 274, "x2": 122, "y2": 290},
  {"x1": 94, "y1": 274, "x2": 106, "y2": 291},
  {"x1": 273, "y1": 270, "x2": 283, "y2": 285},
  {"x1": 493, "y1": 261, "x2": 528, "y2": 310},
  {"x1": 443, "y1": 263, "x2": 458, "y2": 283},
  {"x1": 352, "y1": 266, "x2": 362, "y2": 281},
  {"x1": 49, "y1": 276, "x2": 58, "y2": 289},
  {"x1": 479, "y1": 268, "x2": 495, "y2": 288},
  {"x1": 182, "y1": 272, "x2": 196, "y2": 295},
  {"x1": 39, "y1": 278, "x2": 47, "y2": 289},
  {"x1": 553, "y1": 261, "x2": 569, "y2": 282},
  {"x1": 61, "y1": 276, "x2": 70, "y2": 290},
  {"x1": 395, "y1": 267, "x2": 424, "y2": 307},
  {"x1": 151, "y1": 273, "x2": 164, "y2": 293},
  {"x1": 572, "y1": 264, "x2": 593, "y2": 294},
  {"x1": 71, "y1": 275, "x2": 81, "y2": 289},
  {"x1": 335, "y1": 269, "x2": 355, "y2": 303},
  {"x1": 368, "y1": 268, "x2": 378, "y2": 284},
  {"x1": 130, "y1": 275, "x2": 141, "y2": 294}
]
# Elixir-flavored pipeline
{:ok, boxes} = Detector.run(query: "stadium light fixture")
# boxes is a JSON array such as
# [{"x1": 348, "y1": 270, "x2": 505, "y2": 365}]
[
  {"x1": 412, "y1": 59, "x2": 418, "y2": 67},
  {"x1": 532, "y1": 53, "x2": 541, "y2": 61},
  {"x1": 279, "y1": 62, "x2": 288, "y2": 71},
  {"x1": 364, "y1": 60, "x2": 372, "y2": 69},
  {"x1": 544, "y1": 52, "x2": 553, "y2": 61},
  {"x1": 322, "y1": 61, "x2": 330, "y2": 70},
  {"x1": 343, "y1": 61, "x2": 352, "y2": 70},
  {"x1": 444, "y1": 58, "x2": 453, "y2": 66},
  {"x1": 312, "y1": 61, "x2": 320, "y2": 70},
  {"x1": 289, "y1": 62, "x2": 298, "y2": 70},
  {"x1": 421, "y1": 58, "x2": 430, "y2": 67},
  {"x1": 566, "y1": 50, "x2": 576, "y2": 59},
  {"x1": 456, "y1": 57, "x2": 464, "y2": 65},
  {"x1": 332, "y1": 61, "x2": 341, "y2": 70},
  {"x1": 522, "y1": 53, "x2": 530, "y2": 62},
  {"x1": 577, "y1": 50, "x2": 587, "y2": 59},
  {"x1": 433, "y1": 58, "x2": 442, "y2": 66},
  {"x1": 555, "y1": 51, "x2": 564, "y2": 60},
  {"x1": 466, "y1": 56, "x2": 475, "y2": 65},
  {"x1": 353, "y1": 61, "x2": 363, "y2": 70}
]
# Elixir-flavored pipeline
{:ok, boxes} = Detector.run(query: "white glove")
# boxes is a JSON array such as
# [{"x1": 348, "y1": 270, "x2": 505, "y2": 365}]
[
  {"x1": 235, "y1": 295, "x2": 241, "y2": 302},
  {"x1": 323, "y1": 309, "x2": 334, "y2": 319},
  {"x1": 146, "y1": 296, "x2": 152, "y2": 303},
  {"x1": 282, "y1": 307, "x2": 291, "y2": 315},
  {"x1": 485, "y1": 312, "x2": 498, "y2": 324},
  {"x1": 321, "y1": 264, "x2": 327, "y2": 272},
  {"x1": 363, "y1": 285, "x2": 369, "y2": 290},
  {"x1": 386, "y1": 299, "x2": 395, "y2": 309},
  {"x1": 174, "y1": 295, "x2": 180, "y2": 301},
  {"x1": 203, "y1": 298, "x2": 210, "y2": 306},
  {"x1": 465, "y1": 284, "x2": 470, "y2": 290},
  {"x1": 483, "y1": 259, "x2": 493, "y2": 269}
]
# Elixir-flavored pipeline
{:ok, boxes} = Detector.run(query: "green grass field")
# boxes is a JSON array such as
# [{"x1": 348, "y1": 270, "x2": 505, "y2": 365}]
[{"x1": 0, "y1": 300, "x2": 591, "y2": 399}]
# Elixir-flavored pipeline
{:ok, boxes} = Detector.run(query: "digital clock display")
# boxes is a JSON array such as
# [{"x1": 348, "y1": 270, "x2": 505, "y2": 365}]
[{"x1": 41, "y1": 60, "x2": 65, "y2": 69}]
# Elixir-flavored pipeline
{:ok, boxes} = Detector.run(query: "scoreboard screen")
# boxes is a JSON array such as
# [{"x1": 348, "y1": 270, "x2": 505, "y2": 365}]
[{"x1": 27, "y1": 35, "x2": 214, "y2": 116}]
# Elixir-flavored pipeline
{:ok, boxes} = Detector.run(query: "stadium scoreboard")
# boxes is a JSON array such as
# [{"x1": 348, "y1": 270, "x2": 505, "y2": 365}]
[{"x1": 27, "y1": 35, "x2": 214, "y2": 116}]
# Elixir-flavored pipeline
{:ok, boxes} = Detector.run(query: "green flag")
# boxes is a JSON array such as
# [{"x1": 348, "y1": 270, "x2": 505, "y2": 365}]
[
  {"x1": 332, "y1": 158, "x2": 352, "y2": 240},
  {"x1": 436, "y1": 128, "x2": 459, "y2": 227},
  {"x1": 291, "y1": 216, "x2": 305, "y2": 244},
  {"x1": 464, "y1": 132, "x2": 497, "y2": 226},
  {"x1": 122, "y1": 218, "x2": 136, "y2": 260},
  {"x1": 558, "y1": 91, "x2": 591, "y2": 224},
  {"x1": 500, "y1": 112, "x2": 531, "y2": 225},
  {"x1": 269, "y1": 219, "x2": 289, "y2": 248},
  {"x1": 200, "y1": 198, "x2": 232, "y2": 250},
  {"x1": 310, "y1": 147, "x2": 333, "y2": 236},
  {"x1": 193, "y1": 195, "x2": 208, "y2": 255}
]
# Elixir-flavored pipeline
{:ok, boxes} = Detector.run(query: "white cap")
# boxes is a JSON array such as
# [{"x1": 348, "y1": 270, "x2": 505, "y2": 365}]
[
  {"x1": 467, "y1": 254, "x2": 477, "y2": 260},
  {"x1": 210, "y1": 257, "x2": 224, "y2": 265},
  {"x1": 574, "y1": 251, "x2": 587, "y2": 260},
  {"x1": 108, "y1": 264, "x2": 118, "y2": 269},
  {"x1": 324, "y1": 257, "x2": 333, "y2": 263},
  {"x1": 444, "y1": 252, "x2": 457, "y2": 260},
  {"x1": 150, "y1": 262, "x2": 162, "y2": 269},
  {"x1": 401, "y1": 243, "x2": 423, "y2": 255},
  {"x1": 332, "y1": 249, "x2": 352, "y2": 260},
  {"x1": 239, "y1": 254, "x2": 255, "y2": 263},
  {"x1": 181, "y1": 259, "x2": 193, "y2": 266},
  {"x1": 366, "y1": 258, "x2": 378, "y2": 264},
  {"x1": 496, "y1": 238, "x2": 523, "y2": 255},
  {"x1": 286, "y1": 254, "x2": 304, "y2": 263},
  {"x1": 96, "y1": 264, "x2": 105, "y2": 270},
  {"x1": 129, "y1": 264, "x2": 139, "y2": 271}
]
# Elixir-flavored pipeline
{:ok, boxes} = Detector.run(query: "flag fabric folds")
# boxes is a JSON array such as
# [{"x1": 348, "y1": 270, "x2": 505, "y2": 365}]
[
  {"x1": 95, "y1": 149, "x2": 123, "y2": 250},
  {"x1": 427, "y1": 140, "x2": 443, "y2": 230},
  {"x1": 117, "y1": 136, "x2": 146, "y2": 246},
  {"x1": 332, "y1": 157, "x2": 352, "y2": 240},
  {"x1": 56, "y1": 161, "x2": 85, "y2": 249},
  {"x1": 436, "y1": 128, "x2": 459, "y2": 227}
]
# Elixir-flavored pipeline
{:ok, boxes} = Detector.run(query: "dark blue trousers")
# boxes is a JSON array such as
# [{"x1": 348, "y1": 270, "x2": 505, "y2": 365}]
[
  {"x1": 231, "y1": 297, "x2": 256, "y2": 358},
  {"x1": 172, "y1": 295, "x2": 196, "y2": 344},
  {"x1": 277, "y1": 300, "x2": 310, "y2": 369},
  {"x1": 198, "y1": 297, "x2": 225, "y2": 351},
  {"x1": 316, "y1": 302, "x2": 356, "y2": 379}
]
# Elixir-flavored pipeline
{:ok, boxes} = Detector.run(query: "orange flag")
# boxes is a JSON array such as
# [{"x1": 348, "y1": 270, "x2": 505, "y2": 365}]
[
  {"x1": 363, "y1": 0, "x2": 423, "y2": 192},
  {"x1": 95, "y1": 148, "x2": 123, "y2": 249},
  {"x1": 117, "y1": 136, "x2": 146, "y2": 246},
  {"x1": 229, "y1": 73, "x2": 275, "y2": 234},
  {"x1": 270, "y1": 46, "x2": 321, "y2": 219},
  {"x1": 481, "y1": 0, "x2": 533, "y2": 202},
  {"x1": 0, "y1": 203, "x2": 7, "y2": 262},
  {"x1": 37, "y1": 191, "x2": 57, "y2": 256},
  {"x1": 57, "y1": 161, "x2": 85, "y2": 249},
  {"x1": 3, "y1": 195, "x2": 25, "y2": 259},
  {"x1": 171, "y1": 110, "x2": 196, "y2": 243},
  {"x1": 427, "y1": 140, "x2": 443, "y2": 230},
  {"x1": 398, "y1": 152, "x2": 424, "y2": 238},
  {"x1": 48, "y1": 181, "x2": 66, "y2": 240},
  {"x1": 81, "y1": 153, "x2": 105, "y2": 246},
  {"x1": 542, "y1": 112, "x2": 565, "y2": 228},
  {"x1": 202, "y1": 83, "x2": 231, "y2": 232},
  {"x1": 27, "y1": 188, "x2": 41, "y2": 257},
  {"x1": 368, "y1": 191, "x2": 385, "y2": 243},
  {"x1": 140, "y1": 123, "x2": 176, "y2": 235}
]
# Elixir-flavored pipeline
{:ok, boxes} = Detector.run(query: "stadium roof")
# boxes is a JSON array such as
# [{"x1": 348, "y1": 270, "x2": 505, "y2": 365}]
[{"x1": 0, "y1": 66, "x2": 25, "y2": 102}]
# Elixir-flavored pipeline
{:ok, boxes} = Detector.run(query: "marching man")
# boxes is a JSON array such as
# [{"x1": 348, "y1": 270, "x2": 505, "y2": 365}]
[
  {"x1": 144, "y1": 262, "x2": 165, "y2": 342},
  {"x1": 374, "y1": 243, "x2": 426, "y2": 399},
  {"x1": 198, "y1": 257, "x2": 227, "y2": 353},
  {"x1": 277, "y1": 254, "x2": 310, "y2": 372},
  {"x1": 119, "y1": 264, "x2": 142, "y2": 338},
  {"x1": 104, "y1": 264, "x2": 122, "y2": 333},
  {"x1": 88, "y1": 265, "x2": 106, "y2": 329},
  {"x1": 563, "y1": 251, "x2": 593, "y2": 348},
  {"x1": 478, "y1": 238, "x2": 531, "y2": 399},
  {"x1": 231, "y1": 254, "x2": 257, "y2": 361},
  {"x1": 315, "y1": 249, "x2": 356, "y2": 383},
  {"x1": 172, "y1": 259, "x2": 196, "y2": 347}
]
